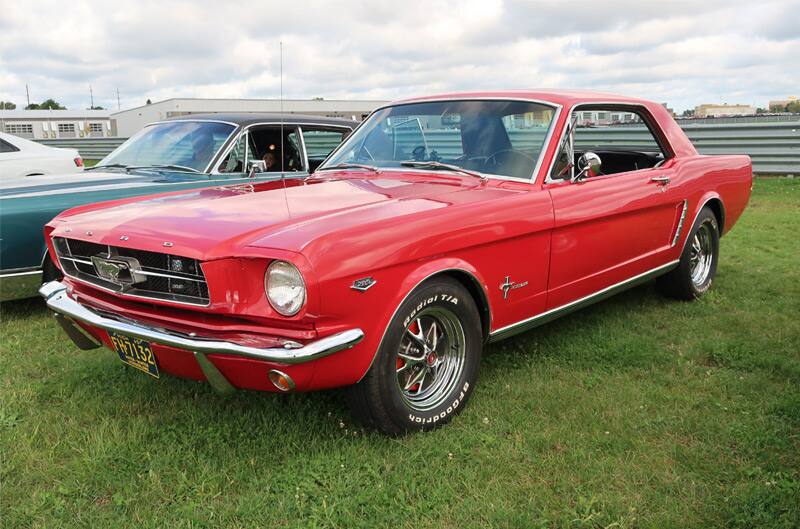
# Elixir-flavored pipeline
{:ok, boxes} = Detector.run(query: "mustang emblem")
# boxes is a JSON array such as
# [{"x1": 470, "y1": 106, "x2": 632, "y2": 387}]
[
  {"x1": 499, "y1": 276, "x2": 528, "y2": 300},
  {"x1": 91, "y1": 254, "x2": 145, "y2": 286},
  {"x1": 351, "y1": 277, "x2": 377, "y2": 292}
]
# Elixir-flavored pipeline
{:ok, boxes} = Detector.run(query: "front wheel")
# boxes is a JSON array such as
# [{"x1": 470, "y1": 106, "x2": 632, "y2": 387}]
[
  {"x1": 657, "y1": 206, "x2": 720, "y2": 300},
  {"x1": 346, "y1": 277, "x2": 482, "y2": 435}
]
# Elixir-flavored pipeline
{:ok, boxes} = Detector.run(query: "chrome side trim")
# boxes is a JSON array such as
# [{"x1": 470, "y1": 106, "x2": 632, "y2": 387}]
[
  {"x1": 677, "y1": 197, "x2": 725, "y2": 257},
  {"x1": 0, "y1": 269, "x2": 43, "y2": 302},
  {"x1": 488, "y1": 260, "x2": 680, "y2": 342},
  {"x1": 671, "y1": 199, "x2": 689, "y2": 247},
  {"x1": 40, "y1": 281, "x2": 364, "y2": 365}
]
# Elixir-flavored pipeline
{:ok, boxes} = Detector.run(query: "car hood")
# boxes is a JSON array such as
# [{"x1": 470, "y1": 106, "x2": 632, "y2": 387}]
[
  {"x1": 0, "y1": 169, "x2": 212, "y2": 198},
  {"x1": 48, "y1": 171, "x2": 483, "y2": 260}
]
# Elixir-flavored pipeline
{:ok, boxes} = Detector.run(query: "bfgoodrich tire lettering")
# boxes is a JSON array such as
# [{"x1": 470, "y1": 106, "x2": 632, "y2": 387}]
[
  {"x1": 346, "y1": 277, "x2": 482, "y2": 435},
  {"x1": 657, "y1": 206, "x2": 720, "y2": 300}
]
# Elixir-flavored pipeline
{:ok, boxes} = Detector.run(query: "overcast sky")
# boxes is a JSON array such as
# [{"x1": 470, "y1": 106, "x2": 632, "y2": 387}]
[{"x1": 0, "y1": 0, "x2": 797, "y2": 112}]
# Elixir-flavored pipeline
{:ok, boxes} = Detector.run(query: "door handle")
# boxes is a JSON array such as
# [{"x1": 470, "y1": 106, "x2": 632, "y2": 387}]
[{"x1": 650, "y1": 176, "x2": 670, "y2": 185}]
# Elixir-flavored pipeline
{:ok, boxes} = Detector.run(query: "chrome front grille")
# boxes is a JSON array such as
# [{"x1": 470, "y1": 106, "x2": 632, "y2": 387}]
[{"x1": 53, "y1": 237, "x2": 210, "y2": 306}]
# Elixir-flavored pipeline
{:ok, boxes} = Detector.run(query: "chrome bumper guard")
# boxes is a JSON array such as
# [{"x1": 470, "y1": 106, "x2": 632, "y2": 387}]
[{"x1": 39, "y1": 281, "x2": 365, "y2": 395}]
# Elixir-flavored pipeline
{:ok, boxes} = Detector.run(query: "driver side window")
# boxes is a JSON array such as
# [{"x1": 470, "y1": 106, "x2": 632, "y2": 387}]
[
  {"x1": 550, "y1": 107, "x2": 668, "y2": 181},
  {"x1": 217, "y1": 131, "x2": 250, "y2": 173}
]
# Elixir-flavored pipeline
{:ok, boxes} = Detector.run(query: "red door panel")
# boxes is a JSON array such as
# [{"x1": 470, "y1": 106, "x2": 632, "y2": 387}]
[{"x1": 546, "y1": 167, "x2": 683, "y2": 308}]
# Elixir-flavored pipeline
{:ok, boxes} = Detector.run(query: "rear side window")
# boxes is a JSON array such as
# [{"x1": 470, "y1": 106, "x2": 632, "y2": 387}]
[
  {"x1": 574, "y1": 115, "x2": 662, "y2": 154},
  {"x1": 550, "y1": 106, "x2": 668, "y2": 180},
  {"x1": 0, "y1": 139, "x2": 19, "y2": 153},
  {"x1": 302, "y1": 127, "x2": 350, "y2": 171},
  {"x1": 302, "y1": 128, "x2": 349, "y2": 159}
]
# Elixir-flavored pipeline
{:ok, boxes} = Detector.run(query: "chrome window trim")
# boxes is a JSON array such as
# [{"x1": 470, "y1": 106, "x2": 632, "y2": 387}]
[
  {"x1": 318, "y1": 97, "x2": 562, "y2": 185},
  {"x1": 148, "y1": 118, "x2": 241, "y2": 128},
  {"x1": 297, "y1": 125, "x2": 354, "y2": 173},
  {"x1": 296, "y1": 126, "x2": 310, "y2": 172},
  {"x1": 96, "y1": 119, "x2": 240, "y2": 174},
  {"x1": 210, "y1": 122, "x2": 354, "y2": 175},
  {"x1": 542, "y1": 101, "x2": 673, "y2": 185},
  {"x1": 488, "y1": 259, "x2": 680, "y2": 342}
]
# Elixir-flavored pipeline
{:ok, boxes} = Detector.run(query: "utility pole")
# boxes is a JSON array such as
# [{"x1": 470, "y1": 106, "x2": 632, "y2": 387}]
[
  {"x1": 116, "y1": 87, "x2": 121, "y2": 110},
  {"x1": 89, "y1": 85, "x2": 94, "y2": 109},
  {"x1": 25, "y1": 84, "x2": 30, "y2": 107}
]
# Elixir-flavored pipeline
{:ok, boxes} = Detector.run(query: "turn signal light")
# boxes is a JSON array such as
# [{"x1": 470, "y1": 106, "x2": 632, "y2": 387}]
[{"x1": 268, "y1": 369, "x2": 295, "y2": 392}]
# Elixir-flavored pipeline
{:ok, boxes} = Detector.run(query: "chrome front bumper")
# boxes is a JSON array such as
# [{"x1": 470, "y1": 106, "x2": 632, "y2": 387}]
[{"x1": 39, "y1": 281, "x2": 365, "y2": 394}]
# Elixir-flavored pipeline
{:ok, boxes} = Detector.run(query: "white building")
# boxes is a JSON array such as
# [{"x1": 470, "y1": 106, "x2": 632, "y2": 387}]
[
  {"x1": 111, "y1": 98, "x2": 388, "y2": 137},
  {"x1": 694, "y1": 103, "x2": 757, "y2": 118},
  {"x1": 0, "y1": 109, "x2": 115, "y2": 139},
  {"x1": 575, "y1": 110, "x2": 640, "y2": 126}
]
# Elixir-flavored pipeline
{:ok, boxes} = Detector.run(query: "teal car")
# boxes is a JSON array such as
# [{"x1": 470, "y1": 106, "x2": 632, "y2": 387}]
[{"x1": 0, "y1": 114, "x2": 355, "y2": 301}]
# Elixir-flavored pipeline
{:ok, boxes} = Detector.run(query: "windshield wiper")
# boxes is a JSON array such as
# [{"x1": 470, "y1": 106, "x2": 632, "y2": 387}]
[
  {"x1": 400, "y1": 161, "x2": 486, "y2": 181},
  {"x1": 125, "y1": 164, "x2": 201, "y2": 173},
  {"x1": 318, "y1": 163, "x2": 381, "y2": 173},
  {"x1": 84, "y1": 163, "x2": 129, "y2": 171}
]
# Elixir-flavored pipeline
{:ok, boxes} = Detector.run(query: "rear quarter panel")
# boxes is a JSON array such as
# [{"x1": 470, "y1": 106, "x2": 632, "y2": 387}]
[{"x1": 664, "y1": 153, "x2": 752, "y2": 258}]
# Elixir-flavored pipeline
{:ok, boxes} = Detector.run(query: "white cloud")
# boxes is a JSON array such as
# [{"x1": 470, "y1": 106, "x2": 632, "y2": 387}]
[{"x1": 0, "y1": 0, "x2": 797, "y2": 112}]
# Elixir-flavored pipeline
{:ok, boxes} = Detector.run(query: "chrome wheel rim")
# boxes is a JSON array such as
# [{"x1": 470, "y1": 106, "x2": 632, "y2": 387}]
[
  {"x1": 395, "y1": 307, "x2": 466, "y2": 412},
  {"x1": 689, "y1": 223, "x2": 713, "y2": 287}
]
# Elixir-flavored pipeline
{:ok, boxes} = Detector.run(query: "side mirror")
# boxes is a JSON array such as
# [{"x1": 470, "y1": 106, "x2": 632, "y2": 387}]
[
  {"x1": 247, "y1": 160, "x2": 266, "y2": 178},
  {"x1": 574, "y1": 152, "x2": 601, "y2": 182}
]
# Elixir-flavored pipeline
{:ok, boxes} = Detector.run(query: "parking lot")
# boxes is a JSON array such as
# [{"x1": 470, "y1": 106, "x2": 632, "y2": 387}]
[{"x1": 2, "y1": 178, "x2": 797, "y2": 528}]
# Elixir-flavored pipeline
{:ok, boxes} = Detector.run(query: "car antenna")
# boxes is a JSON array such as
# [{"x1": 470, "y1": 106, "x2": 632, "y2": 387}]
[{"x1": 279, "y1": 40, "x2": 291, "y2": 220}]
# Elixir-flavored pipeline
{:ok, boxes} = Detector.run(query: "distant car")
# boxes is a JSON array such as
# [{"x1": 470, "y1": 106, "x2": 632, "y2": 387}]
[
  {"x1": 0, "y1": 114, "x2": 356, "y2": 301},
  {"x1": 0, "y1": 132, "x2": 83, "y2": 177},
  {"x1": 38, "y1": 91, "x2": 752, "y2": 434}
]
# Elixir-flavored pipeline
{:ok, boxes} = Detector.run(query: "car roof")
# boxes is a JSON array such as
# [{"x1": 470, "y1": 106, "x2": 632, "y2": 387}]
[
  {"x1": 389, "y1": 89, "x2": 657, "y2": 109},
  {"x1": 163, "y1": 113, "x2": 358, "y2": 128}
]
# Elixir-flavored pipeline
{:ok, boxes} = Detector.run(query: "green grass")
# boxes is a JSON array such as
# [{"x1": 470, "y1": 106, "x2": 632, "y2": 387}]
[{"x1": 2, "y1": 179, "x2": 798, "y2": 529}]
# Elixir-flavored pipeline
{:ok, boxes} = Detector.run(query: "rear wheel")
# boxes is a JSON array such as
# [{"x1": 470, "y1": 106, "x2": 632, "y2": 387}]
[
  {"x1": 657, "y1": 206, "x2": 719, "y2": 300},
  {"x1": 346, "y1": 277, "x2": 482, "y2": 435}
]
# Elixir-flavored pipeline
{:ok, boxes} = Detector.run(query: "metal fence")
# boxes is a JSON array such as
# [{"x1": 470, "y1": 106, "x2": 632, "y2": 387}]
[
  {"x1": 35, "y1": 121, "x2": 799, "y2": 175},
  {"x1": 679, "y1": 121, "x2": 799, "y2": 174}
]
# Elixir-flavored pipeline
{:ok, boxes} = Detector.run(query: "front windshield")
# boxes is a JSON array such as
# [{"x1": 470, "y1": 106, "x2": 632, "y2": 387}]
[
  {"x1": 321, "y1": 100, "x2": 556, "y2": 179},
  {"x1": 98, "y1": 121, "x2": 236, "y2": 172}
]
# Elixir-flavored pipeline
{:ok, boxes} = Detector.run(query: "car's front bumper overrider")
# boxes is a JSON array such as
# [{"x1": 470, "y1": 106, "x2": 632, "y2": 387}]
[{"x1": 39, "y1": 281, "x2": 365, "y2": 394}]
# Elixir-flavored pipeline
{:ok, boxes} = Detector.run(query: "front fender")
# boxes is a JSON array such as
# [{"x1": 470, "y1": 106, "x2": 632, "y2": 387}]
[{"x1": 307, "y1": 257, "x2": 491, "y2": 389}]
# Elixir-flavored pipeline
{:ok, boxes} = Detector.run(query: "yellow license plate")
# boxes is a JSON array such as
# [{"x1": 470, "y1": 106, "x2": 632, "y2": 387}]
[{"x1": 108, "y1": 332, "x2": 159, "y2": 378}]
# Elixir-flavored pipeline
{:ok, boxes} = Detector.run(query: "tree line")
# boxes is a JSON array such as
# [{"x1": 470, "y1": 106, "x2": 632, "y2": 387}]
[{"x1": 0, "y1": 99, "x2": 104, "y2": 110}]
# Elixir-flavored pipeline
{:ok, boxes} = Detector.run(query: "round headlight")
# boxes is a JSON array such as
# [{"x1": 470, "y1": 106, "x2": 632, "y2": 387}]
[{"x1": 265, "y1": 260, "x2": 306, "y2": 316}]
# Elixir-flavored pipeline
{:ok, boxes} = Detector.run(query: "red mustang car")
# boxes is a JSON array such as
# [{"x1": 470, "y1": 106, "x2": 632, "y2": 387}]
[{"x1": 41, "y1": 91, "x2": 752, "y2": 434}]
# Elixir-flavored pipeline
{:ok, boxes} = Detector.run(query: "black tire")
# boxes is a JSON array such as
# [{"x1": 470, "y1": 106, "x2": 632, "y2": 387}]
[
  {"x1": 42, "y1": 252, "x2": 63, "y2": 283},
  {"x1": 346, "y1": 277, "x2": 482, "y2": 435},
  {"x1": 657, "y1": 206, "x2": 720, "y2": 300}
]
